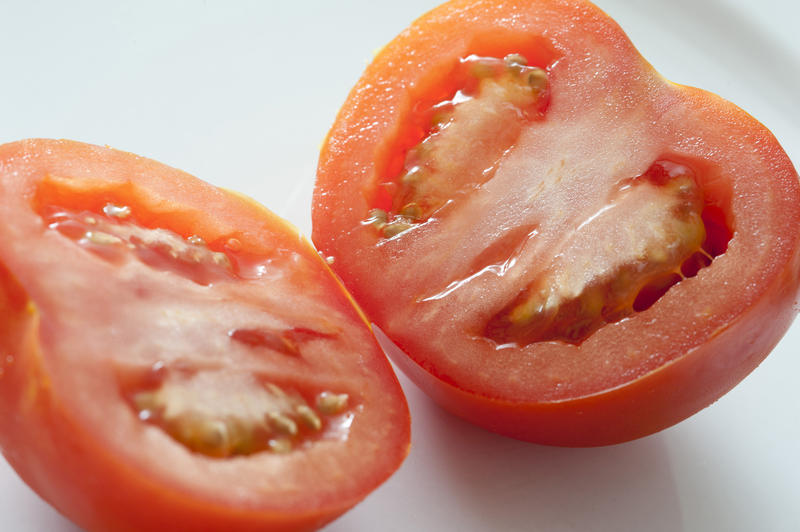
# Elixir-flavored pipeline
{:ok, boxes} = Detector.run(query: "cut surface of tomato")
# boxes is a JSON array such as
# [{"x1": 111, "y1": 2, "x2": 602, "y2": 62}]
[
  {"x1": 0, "y1": 139, "x2": 410, "y2": 531},
  {"x1": 312, "y1": 0, "x2": 800, "y2": 445}
]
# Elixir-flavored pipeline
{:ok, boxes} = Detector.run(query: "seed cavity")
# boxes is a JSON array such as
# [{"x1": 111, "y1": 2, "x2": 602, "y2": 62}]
[
  {"x1": 485, "y1": 161, "x2": 729, "y2": 346},
  {"x1": 230, "y1": 328, "x2": 300, "y2": 356},
  {"x1": 229, "y1": 326, "x2": 336, "y2": 358},
  {"x1": 130, "y1": 369, "x2": 353, "y2": 458},
  {"x1": 46, "y1": 206, "x2": 238, "y2": 285},
  {"x1": 367, "y1": 53, "x2": 550, "y2": 239}
]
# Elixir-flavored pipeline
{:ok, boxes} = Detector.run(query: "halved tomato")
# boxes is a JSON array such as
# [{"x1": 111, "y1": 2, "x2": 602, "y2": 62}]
[
  {"x1": 312, "y1": 0, "x2": 800, "y2": 445},
  {"x1": 0, "y1": 139, "x2": 410, "y2": 531}
]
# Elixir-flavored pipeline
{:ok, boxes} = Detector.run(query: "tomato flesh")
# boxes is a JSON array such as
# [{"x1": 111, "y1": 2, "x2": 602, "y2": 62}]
[
  {"x1": 0, "y1": 139, "x2": 410, "y2": 532},
  {"x1": 312, "y1": 0, "x2": 800, "y2": 445}
]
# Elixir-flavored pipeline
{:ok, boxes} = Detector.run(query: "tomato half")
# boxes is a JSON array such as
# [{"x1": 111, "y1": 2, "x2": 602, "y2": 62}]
[
  {"x1": 312, "y1": 0, "x2": 800, "y2": 446},
  {"x1": 0, "y1": 139, "x2": 410, "y2": 531}
]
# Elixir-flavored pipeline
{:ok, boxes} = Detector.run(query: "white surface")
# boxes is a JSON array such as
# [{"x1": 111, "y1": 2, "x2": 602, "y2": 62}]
[{"x1": 0, "y1": 1, "x2": 798, "y2": 531}]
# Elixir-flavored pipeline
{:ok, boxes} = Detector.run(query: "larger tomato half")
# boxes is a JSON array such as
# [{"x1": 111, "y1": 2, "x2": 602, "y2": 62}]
[
  {"x1": 0, "y1": 139, "x2": 410, "y2": 531},
  {"x1": 312, "y1": 0, "x2": 800, "y2": 445}
]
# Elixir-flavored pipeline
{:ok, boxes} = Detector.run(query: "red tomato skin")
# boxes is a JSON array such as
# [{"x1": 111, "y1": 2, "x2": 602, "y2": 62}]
[
  {"x1": 0, "y1": 139, "x2": 411, "y2": 531},
  {"x1": 312, "y1": 0, "x2": 800, "y2": 445}
]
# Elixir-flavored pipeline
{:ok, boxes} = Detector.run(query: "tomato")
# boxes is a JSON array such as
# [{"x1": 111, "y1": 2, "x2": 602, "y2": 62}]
[
  {"x1": 0, "y1": 139, "x2": 410, "y2": 531},
  {"x1": 312, "y1": 0, "x2": 800, "y2": 446}
]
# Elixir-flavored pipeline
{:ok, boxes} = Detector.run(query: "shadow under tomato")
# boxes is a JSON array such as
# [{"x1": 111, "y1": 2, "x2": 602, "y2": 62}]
[
  {"x1": 0, "y1": 460, "x2": 83, "y2": 532},
  {"x1": 411, "y1": 393, "x2": 683, "y2": 532},
  {"x1": 335, "y1": 330, "x2": 686, "y2": 532}
]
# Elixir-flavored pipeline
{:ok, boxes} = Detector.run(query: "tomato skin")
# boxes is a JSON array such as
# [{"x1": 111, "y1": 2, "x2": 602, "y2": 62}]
[
  {"x1": 0, "y1": 139, "x2": 410, "y2": 531},
  {"x1": 312, "y1": 0, "x2": 800, "y2": 445}
]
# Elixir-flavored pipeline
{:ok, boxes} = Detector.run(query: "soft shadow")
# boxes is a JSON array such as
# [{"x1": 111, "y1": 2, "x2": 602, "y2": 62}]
[
  {"x1": 0, "y1": 460, "x2": 83, "y2": 532},
  {"x1": 419, "y1": 399, "x2": 683, "y2": 532},
  {"x1": 346, "y1": 330, "x2": 685, "y2": 532},
  {"x1": 604, "y1": 0, "x2": 800, "y2": 125}
]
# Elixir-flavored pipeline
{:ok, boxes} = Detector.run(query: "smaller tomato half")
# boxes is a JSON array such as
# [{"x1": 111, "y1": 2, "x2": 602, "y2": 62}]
[
  {"x1": 0, "y1": 139, "x2": 410, "y2": 532},
  {"x1": 312, "y1": 0, "x2": 800, "y2": 446}
]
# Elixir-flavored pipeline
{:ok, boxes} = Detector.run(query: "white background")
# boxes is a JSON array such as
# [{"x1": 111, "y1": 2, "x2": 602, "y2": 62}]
[{"x1": 1, "y1": 1, "x2": 798, "y2": 531}]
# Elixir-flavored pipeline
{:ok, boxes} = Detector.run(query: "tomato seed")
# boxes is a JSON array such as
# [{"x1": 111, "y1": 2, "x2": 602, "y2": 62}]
[
  {"x1": 268, "y1": 438, "x2": 292, "y2": 454},
  {"x1": 382, "y1": 219, "x2": 414, "y2": 238},
  {"x1": 198, "y1": 420, "x2": 229, "y2": 451},
  {"x1": 268, "y1": 413, "x2": 298, "y2": 436},
  {"x1": 317, "y1": 392, "x2": 349, "y2": 415},
  {"x1": 102, "y1": 203, "x2": 131, "y2": 219},
  {"x1": 504, "y1": 53, "x2": 528, "y2": 67},
  {"x1": 85, "y1": 231, "x2": 123, "y2": 245},
  {"x1": 296, "y1": 405, "x2": 322, "y2": 431}
]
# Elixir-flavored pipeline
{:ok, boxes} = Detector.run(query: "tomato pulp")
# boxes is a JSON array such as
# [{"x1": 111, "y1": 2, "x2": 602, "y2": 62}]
[
  {"x1": 0, "y1": 139, "x2": 410, "y2": 531},
  {"x1": 312, "y1": 0, "x2": 800, "y2": 445}
]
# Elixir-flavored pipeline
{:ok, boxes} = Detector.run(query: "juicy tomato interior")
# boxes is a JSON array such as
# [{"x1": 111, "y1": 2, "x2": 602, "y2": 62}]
[
  {"x1": 0, "y1": 140, "x2": 410, "y2": 532},
  {"x1": 312, "y1": 0, "x2": 800, "y2": 445},
  {"x1": 41, "y1": 203, "x2": 357, "y2": 459},
  {"x1": 370, "y1": 53, "x2": 551, "y2": 233},
  {"x1": 364, "y1": 51, "x2": 733, "y2": 347}
]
